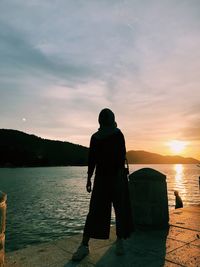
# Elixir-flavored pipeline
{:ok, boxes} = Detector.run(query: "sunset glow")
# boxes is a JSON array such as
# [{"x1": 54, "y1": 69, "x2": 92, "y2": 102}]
[
  {"x1": 0, "y1": 1, "x2": 200, "y2": 160},
  {"x1": 168, "y1": 140, "x2": 187, "y2": 155}
]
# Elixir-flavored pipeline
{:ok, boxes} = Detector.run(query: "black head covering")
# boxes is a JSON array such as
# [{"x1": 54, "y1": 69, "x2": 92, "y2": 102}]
[{"x1": 98, "y1": 108, "x2": 116, "y2": 127}]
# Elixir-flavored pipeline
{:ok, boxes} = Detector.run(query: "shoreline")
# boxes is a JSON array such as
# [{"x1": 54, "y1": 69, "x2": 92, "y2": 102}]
[
  {"x1": 0, "y1": 163, "x2": 199, "y2": 169},
  {"x1": 5, "y1": 204, "x2": 200, "y2": 267},
  {"x1": 5, "y1": 204, "x2": 200, "y2": 254}
]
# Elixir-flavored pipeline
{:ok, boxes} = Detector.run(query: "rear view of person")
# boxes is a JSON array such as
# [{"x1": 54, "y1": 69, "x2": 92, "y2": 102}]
[
  {"x1": 72, "y1": 108, "x2": 133, "y2": 261},
  {"x1": 174, "y1": 190, "x2": 183, "y2": 209}
]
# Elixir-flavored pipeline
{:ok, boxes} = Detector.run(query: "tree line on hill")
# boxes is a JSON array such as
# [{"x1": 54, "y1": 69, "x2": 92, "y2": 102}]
[
  {"x1": 0, "y1": 129, "x2": 88, "y2": 167},
  {"x1": 0, "y1": 129, "x2": 199, "y2": 167}
]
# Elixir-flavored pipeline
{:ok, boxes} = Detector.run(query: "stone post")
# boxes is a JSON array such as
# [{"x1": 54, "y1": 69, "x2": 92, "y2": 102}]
[
  {"x1": 129, "y1": 168, "x2": 169, "y2": 229},
  {"x1": 0, "y1": 191, "x2": 6, "y2": 267}
]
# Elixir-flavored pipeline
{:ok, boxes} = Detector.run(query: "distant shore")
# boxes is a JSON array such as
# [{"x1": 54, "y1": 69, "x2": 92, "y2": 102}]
[
  {"x1": 0, "y1": 162, "x2": 199, "y2": 169},
  {"x1": 0, "y1": 129, "x2": 199, "y2": 167}
]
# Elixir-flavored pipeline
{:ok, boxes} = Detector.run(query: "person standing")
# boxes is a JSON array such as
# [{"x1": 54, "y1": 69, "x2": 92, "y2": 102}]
[
  {"x1": 174, "y1": 190, "x2": 183, "y2": 209},
  {"x1": 72, "y1": 108, "x2": 133, "y2": 261}
]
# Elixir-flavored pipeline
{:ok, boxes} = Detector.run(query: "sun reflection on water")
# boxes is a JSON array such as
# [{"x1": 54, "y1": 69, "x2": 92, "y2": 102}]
[
  {"x1": 174, "y1": 164, "x2": 184, "y2": 182},
  {"x1": 174, "y1": 164, "x2": 186, "y2": 195}
]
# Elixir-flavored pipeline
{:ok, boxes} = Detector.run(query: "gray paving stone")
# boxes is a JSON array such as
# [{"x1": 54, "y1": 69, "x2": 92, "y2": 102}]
[
  {"x1": 5, "y1": 242, "x2": 71, "y2": 267},
  {"x1": 149, "y1": 259, "x2": 182, "y2": 267},
  {"x1": 91, "y1": 245, "x2": 160, "y2": 267},
  {"x1": 52, "y1": 237, "x2": 80, "y2": 254},
  {"x1": 51, "y1": 257, "x2": 95, "y2": 267}
]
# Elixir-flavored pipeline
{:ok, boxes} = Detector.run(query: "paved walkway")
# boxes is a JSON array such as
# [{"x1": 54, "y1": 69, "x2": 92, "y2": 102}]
[{"x1": 5, "y1": 205, "x2": 200, "y2": 267}]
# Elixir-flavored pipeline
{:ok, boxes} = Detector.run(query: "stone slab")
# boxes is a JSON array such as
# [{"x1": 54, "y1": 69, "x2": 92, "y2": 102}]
[
  {"x1": 5, "y1": 242, "x2": 71, "y2": 267},
  {"x1": 167, "y1": 226, "x2": 199, "y2": 243},
  {"x1": 170, "y1": 205, "x2": 200, "y2": 232},
  {"x1": 166, "y1": 244, "x2": 200, "y2": 267},
  {"x1": 190, "y1": 238, "x2": 200, "y2": 248}
]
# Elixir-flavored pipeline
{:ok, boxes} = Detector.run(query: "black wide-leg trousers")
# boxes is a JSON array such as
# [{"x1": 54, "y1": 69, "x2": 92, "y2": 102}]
[{"x1": 83, "y1": 174, "x2": 133, "y2": 239}]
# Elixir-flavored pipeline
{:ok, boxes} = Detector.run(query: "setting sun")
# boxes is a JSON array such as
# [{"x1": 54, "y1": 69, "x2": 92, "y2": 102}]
[{"x1": 167, "y1": 140, "x2": 187, "y2": 154}]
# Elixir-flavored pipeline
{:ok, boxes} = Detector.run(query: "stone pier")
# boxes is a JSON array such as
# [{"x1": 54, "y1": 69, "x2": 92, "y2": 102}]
[{"x1": 4, "y1": 204, "x2": 200, "y2": 267}]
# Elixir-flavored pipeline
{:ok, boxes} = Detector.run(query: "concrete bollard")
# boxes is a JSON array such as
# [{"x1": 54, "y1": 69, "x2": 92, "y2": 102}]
[
  {"x1": 0, "y1": 191, "x2": 6, "y2": 267},
  {"x1": 129, "y1": 168, "x2": 169, "y2": 229}
]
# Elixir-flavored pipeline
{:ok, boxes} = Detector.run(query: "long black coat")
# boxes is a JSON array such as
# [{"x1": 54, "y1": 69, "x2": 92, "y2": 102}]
[{"x1": 84, "y1": 129, "x2": 133, "y2": 239}]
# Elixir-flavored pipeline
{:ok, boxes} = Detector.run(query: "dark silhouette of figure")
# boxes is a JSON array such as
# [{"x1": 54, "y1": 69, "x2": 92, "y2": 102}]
[
  {"x1": 72, "y1": 108, "x2": 133, "y2": 261},
  {"x1": 174, "y1": 190, "x2": 183, "y2": 209}
]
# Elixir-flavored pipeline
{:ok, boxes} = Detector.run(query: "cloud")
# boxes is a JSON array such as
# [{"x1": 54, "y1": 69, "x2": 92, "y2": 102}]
[
  {"x1": 180, "y1": 105, "x2": 200, "y2": 141},
  {"x1": 0, "y1": 0, "x2": 200, "y2": 156},
  {"x1": 184, "y1": 126, "x2": 200, "y2": 141},
  {"x1": 0, "y1": 20, "x2": 94, "y2": 84}
]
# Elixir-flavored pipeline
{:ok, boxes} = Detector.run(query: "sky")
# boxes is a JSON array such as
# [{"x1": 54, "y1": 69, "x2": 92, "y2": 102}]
[{"x1": 0, "y1": 0, "x2": 200, "y2": 159}]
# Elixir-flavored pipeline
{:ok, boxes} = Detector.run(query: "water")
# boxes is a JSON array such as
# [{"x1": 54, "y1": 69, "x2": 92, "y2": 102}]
[{"x1": 0, "y1": 164, "x2": 199, "y2": 252}]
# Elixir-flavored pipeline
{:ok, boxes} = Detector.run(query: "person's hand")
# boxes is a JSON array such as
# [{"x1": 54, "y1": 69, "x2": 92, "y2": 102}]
[{"x1": 86, "y1": 180, "x2": 92, "y2": 193}]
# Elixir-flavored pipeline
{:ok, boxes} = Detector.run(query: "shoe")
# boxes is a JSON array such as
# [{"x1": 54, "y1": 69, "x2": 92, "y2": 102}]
[
  {"x1": 72, "y1": 244, "x2": 89, "y2": 261},
  {"x1": 115, "y1": 239, "x2": 124, "y2": 256}
]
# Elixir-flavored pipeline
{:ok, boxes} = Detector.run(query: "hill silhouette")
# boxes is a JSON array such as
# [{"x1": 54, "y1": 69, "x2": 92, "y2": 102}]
[
  {"x1": 0, "y1": 129, "x2": 199, "y2": 167},
  {"x1": 127, "y1": 150, "x2": 199, "y2": 164},
  {"x1": 0, "y1": 129, "x2": 88, "y2": 167}
]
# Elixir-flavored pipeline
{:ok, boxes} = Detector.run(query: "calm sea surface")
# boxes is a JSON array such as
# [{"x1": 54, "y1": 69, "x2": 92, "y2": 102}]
[{"x1": 0, "y1": 164, "x2": 200, "y2": 252}]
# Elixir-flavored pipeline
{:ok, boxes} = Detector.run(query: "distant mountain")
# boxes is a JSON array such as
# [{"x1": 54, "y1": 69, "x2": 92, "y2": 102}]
[
  {"x1": 127, "y1": 150, "x2": 199, "y2": 164},
  {"x1": 0, "y1": 129, "x2": 88, "y2": 167},
  {"x1": 0, "y1": 129, "x2": 199, "y2": 167}
]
